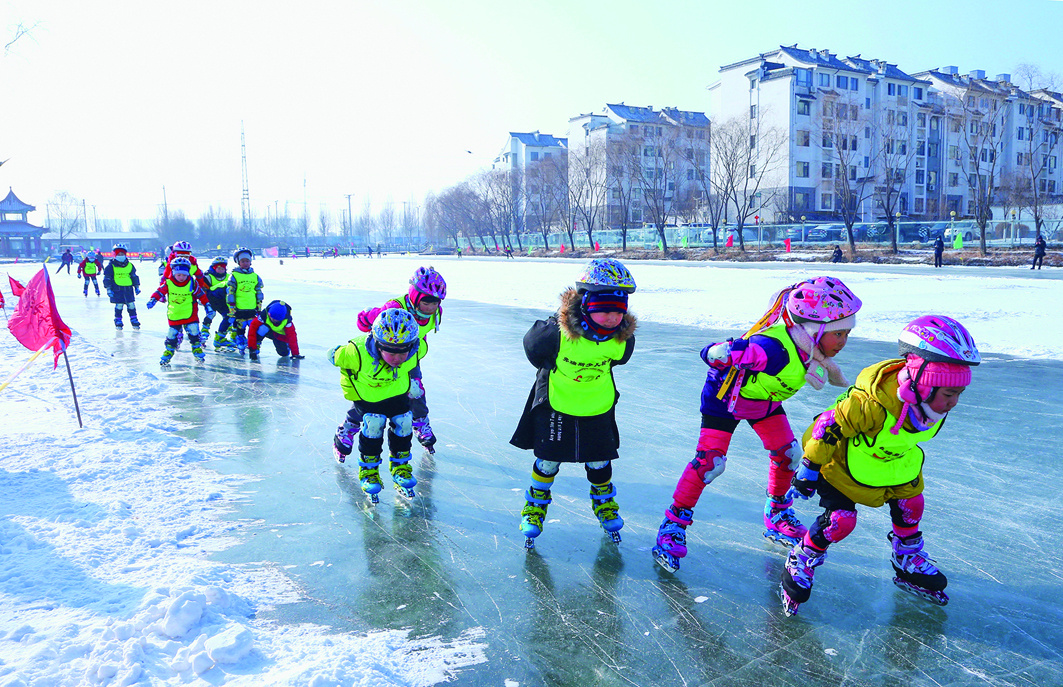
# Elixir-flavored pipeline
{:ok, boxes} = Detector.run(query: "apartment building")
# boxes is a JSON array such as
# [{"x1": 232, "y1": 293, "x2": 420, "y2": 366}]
[
  {"x1": 492, "y1": 131, "x2": 568, "y2": 233},
  {"x1": 709, "y1": 45, "x2": 1062, "y2": 227},
  {"x1": 567, "y1": 103, "x2": 709, "y2": 231}
]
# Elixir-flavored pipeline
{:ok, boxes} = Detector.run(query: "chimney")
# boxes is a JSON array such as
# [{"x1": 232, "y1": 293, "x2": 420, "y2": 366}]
[
  {"x1": 819, "y1": 49, "x2": 830, "y2": 59},
  {"x1": 996, "y1": 73, "x2": 1011, "y2": 83},
  {"x1": 942, "y1": 66, "x2": 959, "y2": 75},
  {"x1": 969, "y1": 69, "x2": 986, "y2": 80}
]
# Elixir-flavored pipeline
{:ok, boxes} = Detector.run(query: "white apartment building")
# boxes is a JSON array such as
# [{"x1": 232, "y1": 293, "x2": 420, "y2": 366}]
[
  {"x1": 492, "y1": 131, "x2": 568, "y2": 233},
  {"x1": 567, "y1": 103, "x2": 709, "y2": 231},
  {"x1": 709, "y1": 45, "x2": 1063, "y2": 228}
]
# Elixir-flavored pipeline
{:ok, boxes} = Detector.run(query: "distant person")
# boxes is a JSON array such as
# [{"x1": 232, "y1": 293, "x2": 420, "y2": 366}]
[
  {"x1": 504, "y1": 246, "x2": 515, "y2": 259},
  {"x1": 456, "y1": 247, "x2": 463, "y2": 258},
  {"x1": 830, "y1": 245, "x2": 843, "y2": 263},
  {"x1": 934, "y1": 236, "x2": 945, "y2": 268},
  {"x1": 1032, "y1": 235, "x2": 1047, "y2": 270},
  {"x1": 56, "y1": 248, "x2": 74, "y2": 274},
  {"x1": 780, "y1": 316, "x2": 980, "y2": 615},
  {"x1": 305, "y1": 246, "x2": 310, "y2": 258},
  {"x1": 103, "y1": 243, "x2": 141, "y2": 330},
  {"x1": 376, "y1": 242, "x2": 383, "y2": 257},
  {"x1": 77, "y1": 251, "x2": 103, "y2": 296},
  {"x1": 366, "y1": 245, "x2": 373, "y2": 258}
]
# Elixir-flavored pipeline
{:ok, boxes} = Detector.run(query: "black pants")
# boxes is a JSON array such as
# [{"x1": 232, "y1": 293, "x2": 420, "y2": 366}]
[
  {"x1": 56, "y1": 262, "x2": 71, "y2": 274},
  {"x1": 934, "y1": 252, "x2": 943, "y2": 267},
  {"x1": 1033, "y1": 255, "x2": 1044, "y2": 269}
]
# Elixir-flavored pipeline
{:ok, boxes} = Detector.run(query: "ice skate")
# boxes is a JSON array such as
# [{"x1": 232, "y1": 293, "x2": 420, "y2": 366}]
[
  {"x1": 131, "y1": 318, "x2": 141, "y2": 330},
  {"x1": 114, "y1": 317, "x2": 124, "y2": 330},
  {"x1": 414, "y1": 418, "x2": 437, "y2": 455},
  {"x1": 589, "y1": 483, "x2": 623, "y2": 543},
  {"x1": 234, "y1": 333, "x2": 247, "y2": 355},
  {"x1": 888, "y1": 532, "x2": 949, "y2": 606},
  {"x1": 389, "y1": 451, "x2": 417, "y2": 499},
  {"x1": 780, "y1": 541, "x2": 827, "y2": 616},
  {"x1": 159, "y1": 350, "x2": 175, "y2": 366},
  {"x1": 652, "y1": 506, "x2": 693, "y2": 573},
  {"x1": 357, "y1": 456, "x2": 383, "y2": 504},
  {"x1": 763, "y1": 496, "x2": 807, "y2": 548},
  {"x1": 332, "y1": 420, "x2": 358, "y2": 464},
  {"x1": 520, "y1": 487, "x2": 551, "y2": 550}
]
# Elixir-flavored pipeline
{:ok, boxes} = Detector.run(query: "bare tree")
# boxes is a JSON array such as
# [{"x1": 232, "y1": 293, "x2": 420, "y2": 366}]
[
  {"x1": 4, "y1": 21, "x2": 37, "y2": 54},
  {"x1": 46, "y1": 192, "x2": 84, "y2": 245},
  {"x1": 874, "y1": 104, "x2": 920, "y2": 253},
  {"x1": 318, "y1": 207, "x2": 333, "y2": 239},
  {"x1": 606, "y1": 132, "x2": 642, "y2": 252},
  {"x1": 713, "y1": 115, "x2": 786, "y2": 251},
  {"x1": 569, "y1": 135, "x2": 609, "y2": 251},
  {"x1": 358, "y1": 199, "x2": 376, "y2": 249},
  {"x1": 820, "y1": 96, "x2": 880, "y2": 254},
  {"x1": 1014, "y1": 65, "x2": 1063, "y2": 239},
  {"x1": 378, "y1": 200, "x2": 396, "y2": 249}
]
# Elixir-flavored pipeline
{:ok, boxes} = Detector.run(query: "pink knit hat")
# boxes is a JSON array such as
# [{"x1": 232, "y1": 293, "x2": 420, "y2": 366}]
[{"x1": 894, "y1": 354, "x2": 972, "y2": 428}]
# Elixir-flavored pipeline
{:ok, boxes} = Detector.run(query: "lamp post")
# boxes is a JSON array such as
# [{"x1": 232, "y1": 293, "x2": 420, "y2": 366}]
[
  {"x1": 1011, "y1": 210, "x2": 1017, "y2": 247},
  {"x1": 801, "y1": 215, "x2": 806, "y2": 242},
  {"x1": 950, "y1": 210, "x2": 956, "y2": 243},
  {"x1": 895, "y1": 210, "x2": 901, "y2": 245}
]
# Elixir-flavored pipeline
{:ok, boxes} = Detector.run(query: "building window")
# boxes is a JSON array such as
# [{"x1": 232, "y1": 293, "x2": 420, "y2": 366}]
[
  {"x1": 930, "y1": 117, "x2": 940, "y2": 131},
  {"x1": 851, "y1": 104, "x2": 859, "y2": 120},
  {"x1": 916, "y1": 141, "x2": 926, "y2": 156},
  {"x1": 629, "y1": 124, "x2": 639, "y2": 134},
  {"x1": 795, "y1": 68, "x2": 812, "y2": 87},
  {"x1": 864, "y1": 126, "x2": 871, "y2": 138},
  {"x1": 851, "y1": 78, "x2": 859, "y2": 91},
  {"x1": 917, "y1": 113, "x2": 926, "y2": 127},
  {"x1": 819, "y1": 73, "x2": 830, "y2": 87},
  {"x1": 749, "y1": 164, "x2": 756, "y2": 178},
  {"x1": 822, "y1": 133, "x2": 833, "y2": 148},
  {"x1": 948, "y1": 172, "x2": 959, "y2": 186},
  {"x1": 750, "y1": 104, "x2": 757, "y2": 119},
  {"x1": 750, "y1": 134, "x2": 756, "y2": 149},
  {"x1": 927, "y1": 142, "x2": 938, "y2": 157},
  {"x1": 531, "y1": 152, "x2": 539, "y2": 161},
  {"x1": 750, "y1": 78, "x2": 758, "y2": 90},
  {"x1": 916, "y1": 170, "x2": 925, "y2": 184},
  {"x1": 797, "y1": 130, "x2": 810, "y2": 146},
  {"x1": 1018, "y1": 127, "x2": 1025, "y2": 141},
  {"x1": 914, "y1": 87, "x2": 923, "y2": 100},
  {"x1": 888, "y1": 83, "x2": 896, "y2": 96},
  {"x1": 822, "y1": 162, "x2": 833, "y2": 178},
  {"x1": 864, "y1": 156, "x2": 870, "y2": 168},
  {"x1": 836, "y1": 75, "x2": 849, "y2": 89},
  {"x1": 822, "y1": 193, "x2": 833, "y2": 209},
  {"x1": 1050, "y1": 180, "x2": 1057, "y2": 193},
  {"x1": 797, "y1": 99, "x2": 811, "y2": 116},
  {"x1": 795, "y1": 191, "x2": 812, "y2": 209},
  {"x1": 898, "y1": 85, "x2": 909, "y2": 97},
  {"x1": 796, "y1": 161, "x2": 810, "y2": 177}
]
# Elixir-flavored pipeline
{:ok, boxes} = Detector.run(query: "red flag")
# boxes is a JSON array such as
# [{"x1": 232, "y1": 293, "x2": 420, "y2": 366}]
[
  {"x1": 0, "y1": 288, "x2": 4, "y2": 309},
  {"x1": 7, "y1": 269, "x2": 72, "y2": 369},
  {"x1": 725, "y1": 234, "x2": 734, "y2": 248},
  {"x1": 8, "y1": 275, "x2": 24, "y2": 296}
]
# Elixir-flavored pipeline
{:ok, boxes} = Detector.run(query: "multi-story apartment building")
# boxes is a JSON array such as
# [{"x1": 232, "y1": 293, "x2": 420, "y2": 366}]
[
  {"x1": 567, "y1": 103, "x2": 709, "y2": 232},
  {"x1": 492, "y1": 131, "x2": 568, "y2": 233},
  {"x1": 709, "y1": 45, "x2": 1063, "y2": 229}
]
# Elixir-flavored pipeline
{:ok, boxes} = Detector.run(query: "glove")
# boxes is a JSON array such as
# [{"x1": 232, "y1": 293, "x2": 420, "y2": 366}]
[
  {"x1": 106, "y1": 289, "x2": 114, "y2": 299},
  {"x1": 357, "y1": 307, "x2": 382, "y2": 332},
  {"x1": 135, "y1": 287, "x2": 141, "y2": 295},
  {"x1": 205, "y1": 305, "x2": 216, "y2": 318},
  {"x1": 248, "y1": 350, "x2": 259, "y2": 361},
  {"x1": 292, "y1": 354, "x2": 305, "y2": 359},
  {"x1": 704, "y1": 340, "x2": 733, "y2": 369},
  {"x1": 810, "y1": 410, "x2": 844, "y2": 446},
  {"x1": 409, "y1": 377, "x2": 425, "y2": 399},
  {"x1": 787, "y1": 459, "x2": 820, "y2": 500},
  {"x1": 146, "y1": 300, "x2": 156, "y2": 310}
]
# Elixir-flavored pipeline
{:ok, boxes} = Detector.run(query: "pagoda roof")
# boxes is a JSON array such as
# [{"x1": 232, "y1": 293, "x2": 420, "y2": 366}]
[{"x1": 0, "y1": 188, "x2": 36, "y2": 213}]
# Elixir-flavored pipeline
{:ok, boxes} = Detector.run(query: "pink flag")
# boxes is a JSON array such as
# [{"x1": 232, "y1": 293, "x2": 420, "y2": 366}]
[
  {"x1": 8, "y1": 275, "x2": 25, "y2": 296},
  {"x1": 7, "y1": 269, "x2": 72, "y2": 369}
]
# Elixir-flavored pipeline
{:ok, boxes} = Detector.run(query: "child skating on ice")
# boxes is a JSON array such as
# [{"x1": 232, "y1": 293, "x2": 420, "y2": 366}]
[
  {"x1": 77, "y1": 251, "x2": 103, "y2": 296},
  {"x1": 509, "y1": 258, "x2": 637, "y2": 550},
  {"x1": 353, "y1": 266, "x2": 447, "y2": 453},
  {"x1": 247, "y1": 300, "x2": 303, "y2": 361},
  {"x1": 103, "y1": 243, "x2": 141, "y2": 329},
  {"x1": 226, "y1": 248, "x2": 264, "y2": 354},
  {"x1": 146, "y1": 257, "x2": 214, "y2": 365},
  {"x1": 779, "y1": 315, "x2": 979, "y2": 615},
  {"x1": 653, "y1": 276, "x2": 862, "y2": 573},
  {"x1": 201, "y1": 256, "x2": 233, "y2": 349},
  {"x1": 329, "y1": 308, "x2": 425, "y2": 503}
]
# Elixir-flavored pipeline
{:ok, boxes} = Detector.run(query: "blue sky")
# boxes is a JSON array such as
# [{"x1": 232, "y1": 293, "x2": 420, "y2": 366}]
[{"x1": 2, "y1": 0, "x2": 1062, "y2": 226}]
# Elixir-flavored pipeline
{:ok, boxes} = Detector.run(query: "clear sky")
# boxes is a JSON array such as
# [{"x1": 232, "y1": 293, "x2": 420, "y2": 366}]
[{"x1": 2, "y1": 0, "x2": 1063, "y2": 227}]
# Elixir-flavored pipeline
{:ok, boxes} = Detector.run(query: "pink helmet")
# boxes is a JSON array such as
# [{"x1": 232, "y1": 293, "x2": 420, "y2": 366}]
[
  {"x1": 784, "y1": 276, "x2": 861, "y2": 330},
  {"x1": 896, "y1": 316, "x2": 979, "y2": 407},
  {"x1": 409, "y1": 266, "x2": 446, "y2": 307}
]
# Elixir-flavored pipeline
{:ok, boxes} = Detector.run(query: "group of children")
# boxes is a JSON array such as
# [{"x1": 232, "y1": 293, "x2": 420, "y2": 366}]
[{"x1": 494, "y1": 258, "x2": 979, "y2": 616}]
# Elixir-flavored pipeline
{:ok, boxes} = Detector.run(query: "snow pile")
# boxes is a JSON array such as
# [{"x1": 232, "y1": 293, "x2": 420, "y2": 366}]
[
  {"x1": 251, "y1": 255, "x2": 1061, "y2": 361},
  {"x1": 0, "y1": 326, "x2": 486, "y2": 684}
]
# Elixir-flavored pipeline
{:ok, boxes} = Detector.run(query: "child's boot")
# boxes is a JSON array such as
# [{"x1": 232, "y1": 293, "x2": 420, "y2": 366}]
[
  {"x1": 357, "y1": 455, "x2": 383, "y2": 503},
  {"x1": 130, "y1": 314, "x2": 141, "y2": 330},
  {"x1": 332, "y1": 420, "x2": 359, "y2": 463},
  {"x1": 780, "y1": 540, "x2": 827, "y2": 616},
  {"x1": 520, "y1": 488, "x2": 551, "y2": 548},
  {"x1": 114, "y1": 316, "x2": 124, "y2": 329},
  {"x1": 160, "y1": 338, "x2": 177, "y2": 366},
  {"x1": 653, "y1": 505, "x2": 694, "y2": 573},
  {"x1": 389, "y1": 451, "x2": 417, "y2": 498},
  {"x1": 764, "y1": 494, "x2": 807, "y2": 547},
  {"x1": 590, "y1": 482, "x2": 623, "y2": 542},
  {"x1": 888, "y1": 532, "x2": 948, "y2": 605}
]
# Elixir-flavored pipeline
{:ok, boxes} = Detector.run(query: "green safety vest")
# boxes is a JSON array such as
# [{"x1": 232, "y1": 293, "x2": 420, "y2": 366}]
[
  {"x1": 231, "y1": 270, "x2": 259, "y2": 310},
  {"x1": 846, "y1": 407, "x2": 942, "y2": 487},
  {"x1": 333, "y1": 335, "x2": 419, "y2": 402},
  {"x1": 83, "y1": 261, "x2": 99, "y2": 276},
  {"x1": 739, "y1": 322, "x2": 808, "y2": 402},
  {"x1": 547, "y1": 334, "x2": 626, "y2": 416},
  {"x1": 206, "y1": 271, "x2": 228, "y2": 293},
  {"x1": 166, "y1": 278, "x2": 195, "y2": 321},
  {"x1": 111, "y1": 262, "x2": 133, "y2": 286},
  {"x1": 266, "y1": 311, "x2": 289, "y2": 336}
]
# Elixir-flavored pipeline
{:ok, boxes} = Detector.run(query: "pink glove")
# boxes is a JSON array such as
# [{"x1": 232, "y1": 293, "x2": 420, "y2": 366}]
[
  {"x1": 810, "y1": 409, "x2": 843, "y2": 445},
  {"x1": 357, "y1": 307, "x2": 382, "y2": 332}
]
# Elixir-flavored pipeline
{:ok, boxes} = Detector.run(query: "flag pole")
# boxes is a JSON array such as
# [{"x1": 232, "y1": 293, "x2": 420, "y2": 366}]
[
  {"x1": 61, "y1": 347, "x2": 83, "y2": 428},
  {"x1": 0, "y1": 339, "x2": 52, "y2": 393}
]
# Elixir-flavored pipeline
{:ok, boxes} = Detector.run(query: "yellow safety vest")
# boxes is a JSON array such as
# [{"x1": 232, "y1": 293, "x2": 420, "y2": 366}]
[
  {"x1": 846, "y1": 408, "x2": 942, "y2": 487},
  {"x1": 231, "y1": 271, "x2": 259, "y2": 310},
  {"x1": 547, "y1": 334, "x2": 626, "y2": 416},
  {"x1": 83, "y1": 261, "x2": 99, "y2": 276},
  {"x1": 166, "y1": 279, "x2": 195, "y2": 321},
  {"x1": 739, "y1": 322, "x2": 808, "y2": 402},
  {"x1": 111, "y1": 262, "x2": 133, "y2": 286},
  {"x1": 332, "y1": 335, "x2": 420, "y2": 402}
]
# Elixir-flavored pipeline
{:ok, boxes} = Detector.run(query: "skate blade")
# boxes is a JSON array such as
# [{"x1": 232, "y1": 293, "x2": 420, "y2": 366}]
[
  {"x1": 652, "y1": 546, "x2": 680, "y2": 573},
  {"x1": 606, "y1": 530, "x2": 622, "y2": 544},
  {"x1": 524, "y1": 537, "x2": 536, "y2": 551},
  {"x1": 763, "y1": 530, "x2": 801, "y2": 548},
  {"x1": 364, "y1": 492, "x2": 380, "y2": 504},
  {"x1": 333, "y1": 447, "x2": 347, "y2": 464},
  {"x1": 393, "y1": 484, "x2": 416, "y2": 500},
  {"x1": 780, "y1": 584, "x2": 801, "y2": 616},
  {"x1": 893, "y1": 577, "x2": 949, "y2": 606}
]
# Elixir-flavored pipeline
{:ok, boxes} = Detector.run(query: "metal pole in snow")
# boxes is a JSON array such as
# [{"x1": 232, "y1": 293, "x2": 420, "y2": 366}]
[{"x1": 61, "y1": 348, "x2": 83, "y2": 428}]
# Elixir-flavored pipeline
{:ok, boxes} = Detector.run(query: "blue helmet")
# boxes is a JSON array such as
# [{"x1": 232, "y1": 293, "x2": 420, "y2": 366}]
[
  {"x1": 170, "y1": 257, "x2": 191, "y2": 274},
  {"x1": 576, "y1": 258, "x2": 636, "y2": 294},
  {"x1": 266, "y1": 301, "x2": 288, "y2": 322},
  {"x1": 371, "y1": 308, "x2": 420, "y2": 353}
]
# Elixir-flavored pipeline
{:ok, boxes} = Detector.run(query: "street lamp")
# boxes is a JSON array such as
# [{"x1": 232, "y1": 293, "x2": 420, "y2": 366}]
[
  {"x1": 895, "y1": 211, "x2": 901, "y2": 245},
  {"x1": 1011, "y1": 210, "x2": 1017, "y2": 246},
  {"x1": 801, "y1": 215, "x2": 806, "y2": 242}
]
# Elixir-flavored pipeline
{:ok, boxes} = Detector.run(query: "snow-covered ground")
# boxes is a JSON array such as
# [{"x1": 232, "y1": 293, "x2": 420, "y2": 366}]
[{"x1": 0, "y1": 255, "x2": 1058, "y2": 685}]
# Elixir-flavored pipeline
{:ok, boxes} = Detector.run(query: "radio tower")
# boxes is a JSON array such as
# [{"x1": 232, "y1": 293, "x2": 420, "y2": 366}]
[{"x1": 240, "y1": 121, "x2": 251, "y2": 230}]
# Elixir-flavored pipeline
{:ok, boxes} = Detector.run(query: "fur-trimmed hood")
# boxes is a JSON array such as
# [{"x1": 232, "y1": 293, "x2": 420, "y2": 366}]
[{"x1": 557, "y1": 287, "x2": 637, "y2": 342}]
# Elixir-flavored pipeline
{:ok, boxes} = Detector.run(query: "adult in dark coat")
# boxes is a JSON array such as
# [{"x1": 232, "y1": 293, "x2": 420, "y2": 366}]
[
  {"x1": 1032, "y1": 235, "x2": 1047, "y2": 270},
  {"x1": 933, "y1": 237, "x2": 945, "y2": 268}
]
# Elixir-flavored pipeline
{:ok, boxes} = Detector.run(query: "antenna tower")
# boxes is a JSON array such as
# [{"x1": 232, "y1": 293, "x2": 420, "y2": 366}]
[{"x1": 240, "y1": 121, "x2": 251, "y2": 229}]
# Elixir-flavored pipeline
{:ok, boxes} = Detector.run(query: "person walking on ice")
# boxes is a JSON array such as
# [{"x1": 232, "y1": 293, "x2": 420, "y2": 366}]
[
  {"x1": 509, "y1": 258, "x2": 638, "y2": 550},
  {"x1": 329, "y1": 308, "x2": 425, "y2": 503},
  {"x1": 653, "y1": 276, "x2": 862, "y2": 573},
  {"x1": 780, "y1": 316, "x2": 980, "y2": 615}
]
